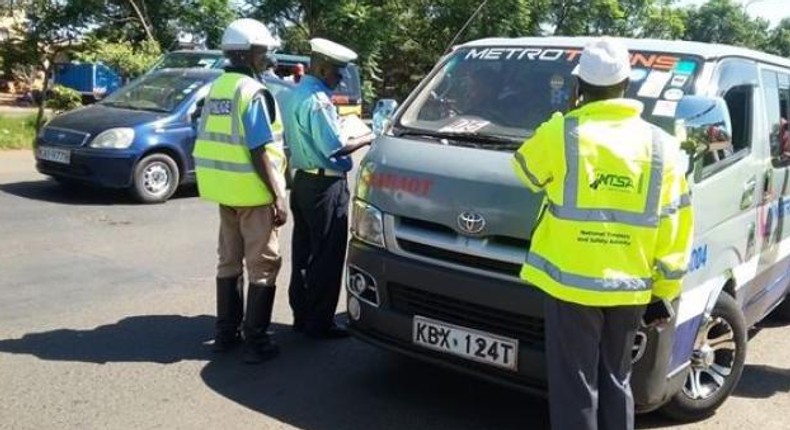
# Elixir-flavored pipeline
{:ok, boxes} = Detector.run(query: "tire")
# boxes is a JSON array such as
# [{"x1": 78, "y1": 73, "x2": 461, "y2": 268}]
[
  {"x1": 131, "y1": 153, "x2": 180, "y2": 203},
  {"x1": 661, "y1": 293, "x2": 747, "y2": 422}
]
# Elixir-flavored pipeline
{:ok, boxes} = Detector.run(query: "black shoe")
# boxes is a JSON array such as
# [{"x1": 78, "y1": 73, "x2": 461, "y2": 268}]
[
  {"x1": 212, "y1": 333, "x2": 242, "y2": 353},
  {"x1": 242, "y1": 338, "x2": 280, "y2": 364},
  {"x1": 305, "y1": 323, "x2": 351, "y2": 340},
  {"x1": 292, "y1": 318, "x2": 305, "y2": 332}
]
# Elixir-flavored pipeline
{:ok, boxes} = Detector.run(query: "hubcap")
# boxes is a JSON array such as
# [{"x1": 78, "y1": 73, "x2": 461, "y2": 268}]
[
  {"x1": 683, "y1": 316, "x2": 737, "y2": 400},
  {"x1": 142, "y1": 162, "x2": 170, "y2": 196}
]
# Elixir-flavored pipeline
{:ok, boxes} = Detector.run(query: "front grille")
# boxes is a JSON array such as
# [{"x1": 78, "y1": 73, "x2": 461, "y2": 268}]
[
  {"x1": 397, "y1": 239, "x2": 522, "y2": 277},
  {"x1": 41, "y1": 127, "x2": 90, "y2": 147},
  {"x1": 389, "y1": 283, "x2": 544, "y2": 347}
]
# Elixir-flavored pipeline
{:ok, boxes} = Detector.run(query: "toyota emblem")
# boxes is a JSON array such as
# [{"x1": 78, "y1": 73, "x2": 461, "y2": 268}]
[{"x1": 457, "y1": 211, "x2": 486, "y2": 235}]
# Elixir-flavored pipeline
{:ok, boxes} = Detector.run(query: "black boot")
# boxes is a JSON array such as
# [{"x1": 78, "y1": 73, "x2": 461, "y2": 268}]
[
  {"x1": 213, "y1": 276, "x2": 243, "y2": 352},
  {"x1": 242, "y1": 283, "x2": 280, "y2": 364}
]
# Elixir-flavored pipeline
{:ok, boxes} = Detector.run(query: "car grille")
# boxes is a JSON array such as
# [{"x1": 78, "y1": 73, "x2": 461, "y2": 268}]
[
  {"x1": 41, "y1": 127, "x2": 90, "y2": 147},
  {"x1": 397, "y1": 239, "x2": 522, "y2": 277},
  {"x1": 388, "y1": 282, "x2": 544, "y2": 347}
]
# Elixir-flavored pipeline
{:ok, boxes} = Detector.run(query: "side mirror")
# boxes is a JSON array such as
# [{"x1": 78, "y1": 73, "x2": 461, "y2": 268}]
[
  {"x1": 372, "y1": 98, "x2": 399, "y2": 136},
  {"x1": 189, "y1": 99, "x2": 205, "y2": 125},
  {"x1": 674, "y1": 95, "x2": 733, "y2": 178}
]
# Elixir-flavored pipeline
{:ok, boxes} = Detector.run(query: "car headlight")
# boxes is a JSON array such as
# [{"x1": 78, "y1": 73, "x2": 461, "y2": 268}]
[
  {"x1": 89, "y1": 128, "x2": 135, "y2": 149},
  {"x1": 352, "y1": 199, "x2": 385, "y2": 248}
]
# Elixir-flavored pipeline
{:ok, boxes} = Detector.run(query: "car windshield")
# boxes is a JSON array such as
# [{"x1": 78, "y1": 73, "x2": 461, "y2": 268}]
[
  {"x1": 152, "y1": 52, "x2": 224, "y2": 71},
  {"x1": 398, "y1": 46, "x2": 703, "y2": 147},
  {"x1": 335, "y1": 64, "x2": 362, "y2": 100},
  {"x1": 101, "y1": 73, "x2": 209, "y2": 113}
]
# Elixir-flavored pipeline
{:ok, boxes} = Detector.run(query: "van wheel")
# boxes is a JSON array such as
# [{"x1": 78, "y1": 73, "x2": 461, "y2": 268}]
[
  {"x1": 661, "y1": 293, "x2": 747, "y2": 422},
  {"x1": 131, "y1": 153, "x2": 179, "y2": 203}
]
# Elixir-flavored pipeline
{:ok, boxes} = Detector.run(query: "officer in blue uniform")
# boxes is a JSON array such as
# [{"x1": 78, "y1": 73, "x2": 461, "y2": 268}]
[{"x1": 282, "y1": 38, "x2": 373, "y2": 339}]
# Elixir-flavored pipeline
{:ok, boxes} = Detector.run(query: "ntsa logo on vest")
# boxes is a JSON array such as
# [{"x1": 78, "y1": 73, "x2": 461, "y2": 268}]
[
  {"x1": 589, "y1": 171, "x2": 643, "y2": 193},
  {"x1": 464, "y1": 47, "x2": 679, "y2": 71}
]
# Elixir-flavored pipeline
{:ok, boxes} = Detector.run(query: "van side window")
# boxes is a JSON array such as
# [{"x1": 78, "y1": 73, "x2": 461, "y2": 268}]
[
  {"x1": 761, "y1": 69, "x2": 790, "y2": 167},
  {"x1": 702, "y1": 60, "x2": 757, "y2": 174}
]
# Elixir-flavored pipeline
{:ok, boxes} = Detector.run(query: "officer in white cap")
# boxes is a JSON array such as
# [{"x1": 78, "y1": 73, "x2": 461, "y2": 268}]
[
  {"x1": 282, "y1": 38, "x2": 373, "y2": 339},
  {"x1": 511, "y1": 37, "x2": 693, "y2": 430}
]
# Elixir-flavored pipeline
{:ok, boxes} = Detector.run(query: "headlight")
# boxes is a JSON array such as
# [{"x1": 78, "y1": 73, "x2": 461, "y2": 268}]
[
  {"x1": 89, "y1": 128, "x2": 135, "y2": 149},
  {"x1": 352, "y1": 199, "x2": 385, "y2": 247}
]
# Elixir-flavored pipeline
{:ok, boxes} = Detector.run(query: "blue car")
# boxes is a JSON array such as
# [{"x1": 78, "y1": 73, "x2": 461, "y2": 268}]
[
  {"x1": 36, "y1": 68, "x2": 220, "y2": 203},
  {"x1": 35, "y1": 67, "x2": 295, "y2": 203}
]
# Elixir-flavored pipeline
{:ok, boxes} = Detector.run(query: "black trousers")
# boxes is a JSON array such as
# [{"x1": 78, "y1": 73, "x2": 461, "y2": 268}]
[
  {"x1": 544, "y1": 295, "x2": 645, "y2": 430},
  {"x1": 288, "y1": 171, "x2": 349, "y2": 333}
]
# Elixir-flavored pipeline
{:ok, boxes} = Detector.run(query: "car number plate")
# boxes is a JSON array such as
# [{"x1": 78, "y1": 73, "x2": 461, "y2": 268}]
[
  {"x1": 36, "y1": 147, "x2": 70, "y2": 164},
  {"x1": 413, "y1": 316, "x2": 518, "y2": 371}
]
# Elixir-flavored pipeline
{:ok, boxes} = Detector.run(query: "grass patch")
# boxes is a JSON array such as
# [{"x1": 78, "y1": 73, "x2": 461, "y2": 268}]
[{"x1": 0, "y1": 115, "x2": 38, "y2": 150}]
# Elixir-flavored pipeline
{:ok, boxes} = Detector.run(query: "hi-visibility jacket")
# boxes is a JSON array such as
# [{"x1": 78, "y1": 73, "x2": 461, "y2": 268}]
[
  {"x1": 511, "y1": 99, "x2": 694, "y2": 307},
  {"x1": 193, "y1": 73, "x2": 285, "y2": 207}
]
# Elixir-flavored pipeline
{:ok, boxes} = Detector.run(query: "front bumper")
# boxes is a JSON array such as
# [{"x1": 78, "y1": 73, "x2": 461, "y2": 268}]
[
  {"x1": 346, "y1": 239, "x2": 686, "y2": 410},
  {"x1": 346, "y1": 240, "x2": 548, "y2": 394},
  {"x1": 35, "y1": 141, "x2": 137, "y2": 189}
]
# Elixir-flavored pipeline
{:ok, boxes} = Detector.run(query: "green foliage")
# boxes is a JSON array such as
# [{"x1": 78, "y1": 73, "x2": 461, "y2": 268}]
[
  {"x1": 76, "y1": 38, "x2": 162, "y2": 79},
  {"x1": 45, "y1": 85, "x2": 82, "y2": 113},
  {"x1": 682, "y1": 0, "x2": 770, "y2": 50},
  {"x1": 0, "y1": 115, "x2": 38, "y2": 150}
]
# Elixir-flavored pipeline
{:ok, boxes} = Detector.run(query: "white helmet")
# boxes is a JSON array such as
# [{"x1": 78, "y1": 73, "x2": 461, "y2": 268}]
[{"x1": 220, "y1": 18, "x2": 280, "y2": 51}]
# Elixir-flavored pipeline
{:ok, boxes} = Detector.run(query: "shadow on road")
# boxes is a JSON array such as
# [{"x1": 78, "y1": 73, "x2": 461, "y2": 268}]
[
  {"x1": 734, "y1": 364, "x2": 790, "y2": 399},
  {"x1": 0, "y1": 314, "x2": 687, "y2": 430},
  {"x1": 0, "y1": 314, "x2": 213, "y2": 363},
  {"x1": 0, "y1": 179, "x2": 197, "y2": 205},
  {"x1": 200, "y1": 327, "x2": 548, "y2": 430}
]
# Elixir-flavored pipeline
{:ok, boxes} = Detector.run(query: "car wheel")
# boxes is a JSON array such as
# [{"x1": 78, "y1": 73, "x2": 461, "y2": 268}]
[
  {"x1": 131, "y1": 153, "x2": 179, "y2": 203},
  {"x1": 661, "y1": 293, "x2": 747, "y2": 422}
]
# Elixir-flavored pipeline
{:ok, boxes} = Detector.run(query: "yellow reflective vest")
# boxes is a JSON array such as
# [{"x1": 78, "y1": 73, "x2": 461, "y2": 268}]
[
  {"x1": 511, "y1": 99, "x2": 694, "y2": 307},
  {"x1": 193, "y1": 72, "x2": 285, "y2": 207}
]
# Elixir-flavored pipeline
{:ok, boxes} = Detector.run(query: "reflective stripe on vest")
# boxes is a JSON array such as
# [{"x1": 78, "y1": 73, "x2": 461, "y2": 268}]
[
  {"x1": 521, "y1": 116, "x2": 667, "y2": 306},
  {"x1": 193, "y1": 73, "x2": 285, "y2": 207},
  {"x1": 550, "y1": 118, "x2": 664, "y2": 228}
]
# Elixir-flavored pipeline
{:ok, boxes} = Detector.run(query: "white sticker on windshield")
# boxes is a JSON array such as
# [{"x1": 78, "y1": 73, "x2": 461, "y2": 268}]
[
  {"x1": 670, "y1": 75, "x2": 688, "y2": 88},
  {"x1": 663, "y1": 88, "x2": 684, "y2": 101},
  {"x1": 652, "y1": 100, "x2": 678, "y2": 117},
  {"x1": 439, "y1": 119, "x2": 490, "y2": 133},
  {"x1": 637, "y1": 71, "x2": 672, "y2": 98}
]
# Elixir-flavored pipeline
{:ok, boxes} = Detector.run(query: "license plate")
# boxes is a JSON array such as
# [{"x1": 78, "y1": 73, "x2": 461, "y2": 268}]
[
  {"x1": 36, "y1": 147, "x2": 70, "y2": 164},
  {"x1": 413, "y1": 316, "x2": 518, "y2": 371}
]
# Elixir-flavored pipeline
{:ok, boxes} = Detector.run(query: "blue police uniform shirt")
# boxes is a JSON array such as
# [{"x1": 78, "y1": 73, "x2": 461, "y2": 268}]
[
  {"x1": 282, "y1": 75, "x2": 352, "y2": 172},
  {"x1": 242, "y1": 93, "x2": 274, "y2": 150}
]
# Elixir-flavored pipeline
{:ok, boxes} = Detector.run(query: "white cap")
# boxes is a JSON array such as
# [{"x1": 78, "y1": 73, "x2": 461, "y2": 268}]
[
  {"x1": 571, "y1": 37, "x2": 631, "y2": 87},
  {"x1": 221, "y1": 18, "x2": 280, "y2": 51},
  {"x1": 309, "y1": 38, "x2": 358, "y2": 64}
]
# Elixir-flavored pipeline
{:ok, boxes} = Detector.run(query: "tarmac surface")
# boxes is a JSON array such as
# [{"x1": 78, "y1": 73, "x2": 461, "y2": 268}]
[{"x1": 0, "y1": 149, "x2": 788, "y2": 429}]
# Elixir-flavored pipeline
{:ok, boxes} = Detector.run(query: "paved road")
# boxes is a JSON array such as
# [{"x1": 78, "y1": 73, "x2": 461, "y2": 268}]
[{"x1": 0, "y1": 150, "x2": 788, "y2": 430}]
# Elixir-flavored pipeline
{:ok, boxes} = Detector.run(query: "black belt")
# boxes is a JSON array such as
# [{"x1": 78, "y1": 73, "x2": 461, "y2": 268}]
[{"x1": 298, "y1": 168, "x2": 345, "y2": 178}]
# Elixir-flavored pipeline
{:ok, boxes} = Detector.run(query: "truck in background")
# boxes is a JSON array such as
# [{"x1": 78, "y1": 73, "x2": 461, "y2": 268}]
[{"x1": 53, "y1": 62, "x2": 124, "y2": 104}]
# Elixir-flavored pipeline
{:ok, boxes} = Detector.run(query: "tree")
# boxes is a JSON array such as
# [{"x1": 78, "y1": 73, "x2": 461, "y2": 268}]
[
  {"x1": 15, "y1": 0, "x2": 100, "y2": 131},
  {"x1": 683, "y1": 0, "x2": 770, "y2": 50},
  {"x1": 767, "y1": 18, "x2": 790, "y2": 57},
  {"x1": 75, "y1": 38, "x2": 161, "y2": 80}
]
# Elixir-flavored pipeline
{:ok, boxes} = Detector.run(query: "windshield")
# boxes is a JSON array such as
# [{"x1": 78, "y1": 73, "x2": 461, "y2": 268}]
[
  {"x1": 102, "y1": 73, "x2": 210, "y2": 113},
  {"x1": 334, "y1": 63, "x2": 362, "y2": 100},
  {"x1": 152, "y1": 52, "x2": 224, "y2": 71},
  {"x1": 398, "y1": 46, "x2": 702, "y2": 146}
]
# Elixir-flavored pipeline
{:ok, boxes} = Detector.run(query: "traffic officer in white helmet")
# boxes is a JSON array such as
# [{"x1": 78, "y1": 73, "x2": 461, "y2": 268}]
[
  {"x1": 193, "y1": 18, "x2": 288, "y2": 364},
  {"x1": 512, "y1": 37, "x2": 694, "y2": 429}
]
